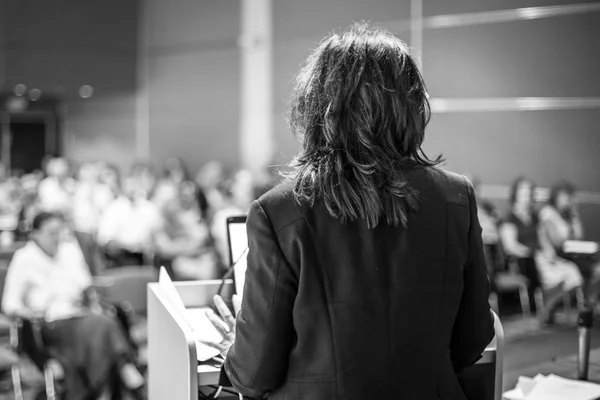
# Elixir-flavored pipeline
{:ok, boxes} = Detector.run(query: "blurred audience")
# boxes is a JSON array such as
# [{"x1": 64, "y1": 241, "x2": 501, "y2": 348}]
[
  {"x1": 469, "y1": 176, "x2": 503, "y2": 278},
  {"x1": 500, "y1": 177, "x2": 583, "y2": 324},
  {"x1": 2, "y1": 212, "x2": 146, "y2": 400},
  {"x1": 97, "y1": 174, "x2": 160, "y2": 269},
  {"x1": 540, "y1": 181, "x2": 600, "y2": 306},
  {"x1": 154, "y1": 181, "x2": 220, "y2": 280},
  {"x1": 37, "y1": 157, "x2": 74, "y2": 215},
  {"x1": 210, "y1": 170, "x2": 254, "y2": 265}
]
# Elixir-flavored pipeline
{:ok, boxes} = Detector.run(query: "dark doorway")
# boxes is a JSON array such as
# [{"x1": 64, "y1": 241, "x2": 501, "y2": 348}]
[{"x1": 9, "y1": 121, "x2": 47, "y2": 173}]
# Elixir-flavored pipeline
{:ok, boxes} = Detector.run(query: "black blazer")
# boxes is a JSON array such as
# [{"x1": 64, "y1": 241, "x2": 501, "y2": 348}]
[{"x1": 222, "y1": 167, "x2": 494, "y2": 400}]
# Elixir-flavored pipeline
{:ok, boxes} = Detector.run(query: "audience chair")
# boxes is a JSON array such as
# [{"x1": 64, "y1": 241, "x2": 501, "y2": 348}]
[
  {"x1": 96, "y1": 265, "x2": 158, "y2": 317},
  {"x1": 95, "y1": 265, "x2": 158, "y2": 366},
  {"x1": 0, "y1": 265, "x2": 46, "y2": 400},
  {"x1": 489, "y1": 252, "x2": 532, "y2": 318},
  {"x1": 13, "y1": 318, "x2": 61, "y2": 400}
]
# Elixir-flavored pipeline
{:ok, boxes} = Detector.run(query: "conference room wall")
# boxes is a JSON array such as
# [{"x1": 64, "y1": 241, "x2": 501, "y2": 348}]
[
  {"x1": 423, "y1": 0, "x2": 588, "y2": 16},
  {"x1": 144, "y1": 0, "x2": 240, "y2": 175},
  {"x1": 422, "y1": 8, "x2": 600, "y2": 239},
  {"x1": 1, "y1": 0, "x2": 139, "y2": 167}
]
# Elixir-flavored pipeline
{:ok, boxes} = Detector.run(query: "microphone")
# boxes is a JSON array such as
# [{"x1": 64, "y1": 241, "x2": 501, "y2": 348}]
[
  {"x1": 577, "y1": 308, "x2": 594, "y2": 381},
  {"x1": 217, "y1": 247, "x2": 249, "y2": 298}
]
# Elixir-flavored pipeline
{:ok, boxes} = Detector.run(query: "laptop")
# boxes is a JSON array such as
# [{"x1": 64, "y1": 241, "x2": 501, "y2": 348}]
[{"x1": 226, "y1": 216, "x2": 249, "y2": 298}]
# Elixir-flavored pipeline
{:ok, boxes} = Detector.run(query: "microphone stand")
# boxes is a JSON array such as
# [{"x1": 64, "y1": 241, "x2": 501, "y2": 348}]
[{"x1": 578, "y1": 308, "x2": 594, "y2": 381}]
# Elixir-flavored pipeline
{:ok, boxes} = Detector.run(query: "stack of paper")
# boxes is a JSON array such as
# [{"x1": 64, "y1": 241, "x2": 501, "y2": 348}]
[
  {"x1": 158, "y1": 268, "x2": 223, "y2": 362},
  {"x1": 563, "y1": 240, "x2": 599, "y2": 255},
  {"x1": 503, "y1": 374, "x2": 600, "y2": 400}
]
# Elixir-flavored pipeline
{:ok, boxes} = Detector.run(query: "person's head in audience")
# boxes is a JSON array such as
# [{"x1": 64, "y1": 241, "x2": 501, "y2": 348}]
[
  {"x1": 46, "y1": 157, "x2": 70, "y2": 180},
  {"x1": 548, "y1": 180, "x2": 577, "y2": 220},
  {"x1": 99, "y1": 163, "x2": 122, "y2": 193},
  {"x1": 509, "y1": 177, "x2": 536, "y2": 214},
  {"x1": 163, "y1": 157, "x2": 189, "y2": 184},
  {"x1": 231, "y1": 169, "x2": 255, "y2": 210},
  {"x1": 30, "y1": 212, "x2": 64, "y2": 257},
  {"x1": 195, "y1": 161, "x2": 225, "y2": 190},
  {"x1": 129, "y1": 161, "x2": 156, "y2": 196},
  {"x1": 179, "y1": 180, "x2": 201, "y2": 211},
  {"x1": 76, "y1": 162, "x2": 98, "y2": 184},
  {"x1": 123, "y1": 177, "x2": 149, "y2": 202}
]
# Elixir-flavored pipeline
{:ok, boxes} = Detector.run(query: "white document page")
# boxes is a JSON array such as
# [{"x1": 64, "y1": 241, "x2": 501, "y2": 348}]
[
  {"x1": 564, "y1": 240, "x2": 599, "y2": 254},
  {"x1": 526, "y1": 374, "x2": 600, "y2": 400},
  {"x1": 158, "y1": 268, "x2": 221, "y2": 361}
]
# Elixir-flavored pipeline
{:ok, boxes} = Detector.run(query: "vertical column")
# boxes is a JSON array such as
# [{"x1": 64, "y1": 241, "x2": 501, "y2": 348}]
[
  {"x1": 410, "y1": 0, "x2": 424, "y2": 70},
  {"x1": 136, "y1": 0, "x2": 151, "y2": 159},
  {"x1": 0, "y1": 0, "x2": 5, "y2": 91},
  {"x1": 239, "y1": 0, "x2": 274, "y2": 173},
  {"x1": 0, "y1": 1, "x2": 8, "y2": 173}
]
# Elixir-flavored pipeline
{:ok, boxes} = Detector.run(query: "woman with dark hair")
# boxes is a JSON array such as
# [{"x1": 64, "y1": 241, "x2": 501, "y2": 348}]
[
  {"x1": 542, "y1": 181, "x2": 583, "y2": 248},
  {"x1": 540, "y1": 180, "x2": 599, "y2": 306},
  {"x1": 500, "y1": 177, "x2": 583, "y2": 324},
  {"x1": 499, "y1": 177, "x2": 543, "y2": 306},
  {"x1": 205, "y1": 23, "x2": 493, "y2": 400},
  {"x1": 153, "y1": 180, "x2": 221, "y2": 280}
]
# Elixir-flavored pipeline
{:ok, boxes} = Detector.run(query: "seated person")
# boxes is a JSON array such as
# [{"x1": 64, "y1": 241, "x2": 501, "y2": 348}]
[
  {"x1": 540, "y1": 181, "x2": 600, "y2": 306},
  {"x1": 500, "y1": 177, "x2": 583, "y2": 324},
  {"x1": 470, "y1": 176, "x2": 503, "y2": 277},
  {"x1": 1, "y1": 212, "x2": 146, "y2": 400},
  {"x1": 154, "y1": 181, "x2": 220, "y2": 280},
  {"x1": 97, "y1": 177, "x2": 160, "y2": 268}
]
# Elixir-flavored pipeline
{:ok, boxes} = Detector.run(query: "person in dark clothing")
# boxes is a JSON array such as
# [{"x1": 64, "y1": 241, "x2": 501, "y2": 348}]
[
  {"x1": 500, "y1": 177, "x2": 583, "y2": 324},
  {"x1": 205, "y1": 23, "x2": 494, "y2": 400}
]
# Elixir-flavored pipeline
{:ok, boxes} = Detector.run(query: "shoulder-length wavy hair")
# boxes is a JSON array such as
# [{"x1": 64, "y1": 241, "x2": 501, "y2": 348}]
[{"x1": 286, "y1": 22, "x2": 442, "y2": 228}]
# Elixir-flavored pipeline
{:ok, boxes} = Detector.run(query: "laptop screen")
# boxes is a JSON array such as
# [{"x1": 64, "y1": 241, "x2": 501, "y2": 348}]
[{"x1": 226, "y1": 216, "x2": 248, "y2": 297}]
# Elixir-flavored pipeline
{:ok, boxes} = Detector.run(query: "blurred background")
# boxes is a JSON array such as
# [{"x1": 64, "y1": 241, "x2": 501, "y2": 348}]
[
  {"x1": 0, "y1": 0, "x2": 598, "y2": 398},
  {"x1": 0, "y1": 0, "x2": 598, "y2": 237}
]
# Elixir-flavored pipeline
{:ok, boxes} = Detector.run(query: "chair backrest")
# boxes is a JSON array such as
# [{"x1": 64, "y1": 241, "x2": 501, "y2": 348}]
[{"x1": 97, "y1": 266, "x2": 158, "y2": 316}]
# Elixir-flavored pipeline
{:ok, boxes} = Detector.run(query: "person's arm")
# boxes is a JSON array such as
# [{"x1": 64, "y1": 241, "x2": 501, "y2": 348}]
[
  {"x1": 499, "y1": 223, "x2": 531, "y2": 258},
  {"x1": 539, "y1": 207, "x2": 572, "y2": 249},
  {"x1": 222, "y1": 200, "x2": 297, "y2": 399},
  {"x1": 1, "y1": 253, "x2": 29, "y2": 317},
  {"x1": 450, "y1": 180, "x2": 495, "y2": 374},
  {"x1": 570, "y1": 207, "x2": 584, "y2": 240}
]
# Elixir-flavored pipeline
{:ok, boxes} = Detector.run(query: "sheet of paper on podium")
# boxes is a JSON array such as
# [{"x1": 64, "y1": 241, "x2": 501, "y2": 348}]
[
  {"x1": 503, "y1": 374, "x2": 600, "y2": 400},
  {"x1": 158, "y1": 268, "x2": 222, "y2": 361},
  {"x1": 564, "y1": 240, "x2": 599, "y2": 254}
]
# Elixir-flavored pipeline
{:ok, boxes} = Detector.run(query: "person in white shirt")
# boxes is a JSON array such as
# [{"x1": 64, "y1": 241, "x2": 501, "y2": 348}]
[
  {"x1": 72, "y1": 162, "x2": 102, "y2": 275},
  {"x1": 1, "y1": 212, "x2": 146, "y2": 399},
  {"x1": 540, "y1": 181, "x2": 600, "y2": 309},
  {"x1": 97, "y1": 176, "x2": 160, "y2": 268},
  {"x1": 37, "y1": 157, "x2": 74, "y2": 216}
]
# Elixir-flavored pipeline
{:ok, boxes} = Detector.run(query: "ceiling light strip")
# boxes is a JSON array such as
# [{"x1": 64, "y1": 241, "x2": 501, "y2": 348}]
[
  {"x1": 387, "y1": 2, "x2": 600, "y2": 32},
  {"x1": 430, "y1": 97, "x2": 600, "y2": 113}
]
